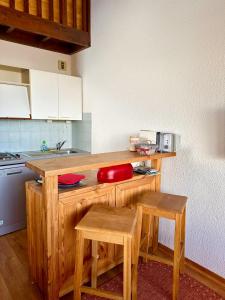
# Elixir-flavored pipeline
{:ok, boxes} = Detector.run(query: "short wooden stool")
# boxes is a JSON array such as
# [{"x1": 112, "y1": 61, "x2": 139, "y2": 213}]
[
  {"x1": 137, "y1": 192, "x2": 187, "y2": 300},
  {"x1": 74, "y1": 204, "x2": 142, "y2": 300}
]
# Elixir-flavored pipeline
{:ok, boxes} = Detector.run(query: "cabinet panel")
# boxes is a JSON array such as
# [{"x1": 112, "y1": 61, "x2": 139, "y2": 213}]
[
  {"x1": 30, "y1": 69, "x2": 58, "y2": 120},
  {"x1": 58, "y1": 186, "x2": 115, "y2": 287},
  {"x1": 58, "y1": 74, "x2": 82, "y2": 120},
  {"x1": 116, "y1": 176, "x2": 156, "y2": 208}
]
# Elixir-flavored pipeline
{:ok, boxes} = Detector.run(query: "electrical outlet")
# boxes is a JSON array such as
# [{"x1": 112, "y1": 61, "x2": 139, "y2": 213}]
[
  {"x1": 58, "y1": 60, "x2": 67, "y2": 71},
  {"x1": 0, "y1": 220, "x2": 3, "y2": 226}
]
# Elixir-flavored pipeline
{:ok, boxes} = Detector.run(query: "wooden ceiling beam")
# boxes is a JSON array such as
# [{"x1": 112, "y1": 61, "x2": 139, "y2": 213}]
[
  {"x1": 24, "y1": 1, "x2": 29, "y2": 13},
  {"x1": 9, "y1": 0, "x2": 15, "y2": 9},
  {"x1": 0, "y1": 30, "x2": 76, "y2": 54},
  {"x1": 82, "y1": 0, "x2": 87, "y2": 32},
  {"x1": 48, "y1": 0, "x2": 54, "y2": 21},
  {"x1": 0, "y1": 6, "x2": 90, "y2": 47},
  {"x1": 72, "y1": 0, "x2": 77, "y2": 28},
  {"x1": 37, "y1": 0, "x2": 42, "y2": 17},
  {"x1": 60, "y1": 0, "x2": 68, "y2": 26}
]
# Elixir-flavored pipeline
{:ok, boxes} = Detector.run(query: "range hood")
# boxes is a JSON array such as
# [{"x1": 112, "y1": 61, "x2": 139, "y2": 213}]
[{"x1": 0, "y1": 83, "x2": 30, "y2": 119}]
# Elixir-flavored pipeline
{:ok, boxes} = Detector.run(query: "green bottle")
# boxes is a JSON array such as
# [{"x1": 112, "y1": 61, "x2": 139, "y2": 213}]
[{"x1": 41, "y1": 140, "x2": 48, "y2": 152}]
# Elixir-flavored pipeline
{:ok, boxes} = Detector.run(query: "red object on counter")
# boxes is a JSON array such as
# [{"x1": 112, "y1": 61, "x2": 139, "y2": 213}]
[
  {"x1": 97, "y1": 163, "x2": 133, "y2": 183},
  {"x1": 58, "y1": 174, "x2": 85, "y2": 185}
]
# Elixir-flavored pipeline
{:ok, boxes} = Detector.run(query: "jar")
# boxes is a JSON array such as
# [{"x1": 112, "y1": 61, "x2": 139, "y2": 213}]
[{"x1": 129, "y1": 136, "x2": 140, "y2": 152}]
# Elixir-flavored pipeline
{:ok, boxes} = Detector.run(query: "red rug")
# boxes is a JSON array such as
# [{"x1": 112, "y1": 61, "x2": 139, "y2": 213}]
[{"x1": 82, "y1": 261, "x2": 224, "y2": 299}]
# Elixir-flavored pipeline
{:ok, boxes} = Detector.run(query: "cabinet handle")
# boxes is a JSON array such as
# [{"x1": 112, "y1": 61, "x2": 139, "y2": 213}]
[
  {"x1": 7, "y1": 171, "x2": 22, "y2": 176},
  {"x1": 47, "y1": 116, "x2": 58, "y2": 119}
]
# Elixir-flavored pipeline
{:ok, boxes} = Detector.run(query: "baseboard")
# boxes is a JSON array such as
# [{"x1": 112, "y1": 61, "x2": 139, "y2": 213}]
[{"x1": 158, "y1": 243, "x2": 225, "y2": 298}]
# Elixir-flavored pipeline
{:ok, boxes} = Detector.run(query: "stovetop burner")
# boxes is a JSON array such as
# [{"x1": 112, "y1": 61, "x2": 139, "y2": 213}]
[{"x1": 0, "y1": 152, "x2": 21, "y2": 161}]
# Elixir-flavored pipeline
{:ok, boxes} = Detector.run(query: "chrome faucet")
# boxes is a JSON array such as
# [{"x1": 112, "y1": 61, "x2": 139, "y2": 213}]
[{"x1": 56, "y1": 140, "x2": 66, "y2": 151}]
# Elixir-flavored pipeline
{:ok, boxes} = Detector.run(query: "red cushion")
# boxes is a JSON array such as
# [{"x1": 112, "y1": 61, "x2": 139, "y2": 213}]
[
  {"x1": 97, "y1": 164, "x2": 133, "y2": 183},
  {"x1": 58, "y1": 174, "x2": 85, "y2": 185}
]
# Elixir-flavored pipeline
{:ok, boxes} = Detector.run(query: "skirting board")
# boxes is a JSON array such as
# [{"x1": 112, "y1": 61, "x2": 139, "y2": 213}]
[{"x1": 158, "y1": 243, "x2": 225, "y2": 298}]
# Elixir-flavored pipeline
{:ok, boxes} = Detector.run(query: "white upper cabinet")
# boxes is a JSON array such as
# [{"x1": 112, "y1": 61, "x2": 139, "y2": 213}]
[
  {"x1": 0, "y1": 84, "x2": 30, "y2": 118},
  {"x1": 29, "y1": 69, "x2": 58, "y2": 120},
  {"x1": 0, "y1": 64, "x2": 30, "y2": 119},
  {"x1": 58, "y1": 74, "x2": 82, "y2": 120},
  {"x1": 29, "y1": 69, "x2": 82, "y2": 120}
]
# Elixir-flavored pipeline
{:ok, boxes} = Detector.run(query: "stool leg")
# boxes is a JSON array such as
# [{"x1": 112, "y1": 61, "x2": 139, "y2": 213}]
[
  {"x1": 152, "y1": 216, "x2": 159, "y2": 254},
  {"x1": 132, "y1": 206, "x2": 142, "y2": 300},
  {"x1": 180, "y1": 208, "x2": 186, "y2": 273},
  {"x1": 124, "y1": 236, "x2": 132, "y2": 300},
  {"x1": 74, "y1": 230, "x2": 84, "y2": 300},
  {"x1": 91, "y1": 240, "x2": 98, "y2": 288},
  {"x1": 173, "y1": 214, "x2": 182, "y2": 300},
  {"x1": 144, "y1": 214, "x2": 152, "y2": 262}
]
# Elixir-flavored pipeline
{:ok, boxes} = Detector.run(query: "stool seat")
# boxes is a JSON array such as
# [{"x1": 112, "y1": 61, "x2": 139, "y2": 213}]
[
  {"x1": 76, "y1": 205, "x2": 137, "y2": 238},
  {"x1": 137, "y1": 192, "x2": 187, "y2": 218}
]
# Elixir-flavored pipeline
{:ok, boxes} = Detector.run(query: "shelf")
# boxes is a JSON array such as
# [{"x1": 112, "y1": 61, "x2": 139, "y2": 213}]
[
  {"x1": 27, "y1": 170, "x2": 161, "y2": 200},
  {"x1": 0, "y1": 80, "x2": 30, "y2": 87}
]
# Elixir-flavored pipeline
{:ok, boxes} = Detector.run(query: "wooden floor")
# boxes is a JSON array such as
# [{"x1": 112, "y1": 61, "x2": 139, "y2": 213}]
[
  {"x1": 0, "y1": 229, "x2": 121, "y2": 300},
  {"x1": 0, "y1": 230, "x2": 224, "y2": 300}
]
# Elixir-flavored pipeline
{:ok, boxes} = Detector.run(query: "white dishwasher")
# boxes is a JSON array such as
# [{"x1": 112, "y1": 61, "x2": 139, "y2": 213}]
[{"x1": 0, "y1": 163, "x2": 36, "y2": 236}]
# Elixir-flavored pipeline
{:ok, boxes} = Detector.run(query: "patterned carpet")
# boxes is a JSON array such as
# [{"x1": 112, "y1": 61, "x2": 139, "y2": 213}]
[{"x1": 83, "y1": 261, "x2": 224, "y2": 300}]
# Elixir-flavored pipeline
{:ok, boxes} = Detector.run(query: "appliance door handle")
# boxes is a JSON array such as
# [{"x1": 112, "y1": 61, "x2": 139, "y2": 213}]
[{"x1": 7, "y1": 171, "x2": 23, "y2": 176}]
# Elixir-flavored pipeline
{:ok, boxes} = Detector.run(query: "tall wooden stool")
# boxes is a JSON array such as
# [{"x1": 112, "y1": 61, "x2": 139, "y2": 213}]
[
  {"x1": 74, "y1": 204, "x2": 142, "y2": 300},
  {"x1": 137, "y1": 192, "x2": 187, "y2": 300}
]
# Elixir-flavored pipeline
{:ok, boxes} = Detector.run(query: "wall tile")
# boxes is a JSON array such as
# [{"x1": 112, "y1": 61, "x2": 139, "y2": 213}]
[
  {"x1": 0, "y1": 120, "x2": 72, "y2": 152},
  {"x1": 72, "y1": 113, "x2": 92, "y2": 152}
]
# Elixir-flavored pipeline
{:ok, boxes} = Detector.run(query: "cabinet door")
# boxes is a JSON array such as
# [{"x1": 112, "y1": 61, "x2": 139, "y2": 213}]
[
  {"x1": 58, "y1": 186, "x2": 115, "y2": 289},
  {"x1": 58, "y1": 74, "x2": 82, "y2": 120},
  {"x1": 30, "y1": 69, "x2": 58, "y2": 120},
  {"x1": 116, "y1": 176, "x2": 156, "y2": 208}
]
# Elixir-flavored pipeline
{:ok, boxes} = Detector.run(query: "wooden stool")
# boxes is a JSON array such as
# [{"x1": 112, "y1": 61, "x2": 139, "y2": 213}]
[
  {"x1": 137, "y1": 192, "x2": 187, "y2": 300},
  {"x1": 74, "y1": 204, "x2": 142, "y2": 300}
]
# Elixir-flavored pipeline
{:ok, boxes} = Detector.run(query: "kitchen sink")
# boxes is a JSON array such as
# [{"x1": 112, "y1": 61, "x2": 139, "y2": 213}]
[
  {"x1": 22, "y1": 149, "x2": 80, "y2": 158},
  {"x1": 50, "y1": 150, "x2": 78, "y2": 155}
]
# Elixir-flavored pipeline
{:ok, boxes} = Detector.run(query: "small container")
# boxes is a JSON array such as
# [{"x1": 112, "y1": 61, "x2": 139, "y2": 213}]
[
  {"x1": 40, "y1": 140, "x2": 48, "y2": 152},
  {"x1": 129, "y1": 136, "x2": 140, "y2": 152},
  {"x1": 135, "y1": 143, "x2": 157, "y2": 155}
]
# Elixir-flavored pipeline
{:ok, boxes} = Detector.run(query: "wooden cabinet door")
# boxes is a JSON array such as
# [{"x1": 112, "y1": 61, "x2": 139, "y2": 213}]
[
  {"x1": 58, "y1": 186, "x2": 115, "y2": 289},
  {"x1": 58, "y1": 74, "x2": 82, "y2": 120},
  {"x1": 115, "y1": 176, "x2": 157, "y2": 260},
  {"x1": 30, "y1": 69, "x2": 58, "y2": 120},
  {"x1": 116, "y1": 176, "x2": 156, "y2": 208}
]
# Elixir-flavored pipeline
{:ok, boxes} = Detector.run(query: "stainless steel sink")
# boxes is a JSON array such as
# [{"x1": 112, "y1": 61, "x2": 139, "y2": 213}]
[
  {"x1": 51, "y1": 150, "x2": 78, "y2": 155},
  {"x1": 22, "y1": 149, "x2": 79, "y2": 158}
]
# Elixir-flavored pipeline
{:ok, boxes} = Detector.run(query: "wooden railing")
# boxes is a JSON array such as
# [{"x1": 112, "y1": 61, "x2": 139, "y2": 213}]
[{"x1": 0, "y1": 0, "x2": 91, "y2": 54}]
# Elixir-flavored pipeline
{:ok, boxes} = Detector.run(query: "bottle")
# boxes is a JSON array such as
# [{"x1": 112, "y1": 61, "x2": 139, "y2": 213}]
[{"x1": 41, "y1": 140, "x2": 48, "y2": 152}]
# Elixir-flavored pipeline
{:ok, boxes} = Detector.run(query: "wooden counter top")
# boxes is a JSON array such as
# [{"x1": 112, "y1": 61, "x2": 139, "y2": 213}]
[{"x1": 26, "y1": 150, "x2": 176, "y2": 177}]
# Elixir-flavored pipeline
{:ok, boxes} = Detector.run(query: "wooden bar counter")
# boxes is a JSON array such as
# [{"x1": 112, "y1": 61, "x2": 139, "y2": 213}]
[{"x1": 25, "y1": 150, "x2": 175, "y2": 300}]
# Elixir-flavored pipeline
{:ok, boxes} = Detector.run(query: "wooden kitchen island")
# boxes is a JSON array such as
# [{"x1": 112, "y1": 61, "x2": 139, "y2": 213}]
[{"x1": 25, "y1": 150, "x2": 175, "y2": 300}]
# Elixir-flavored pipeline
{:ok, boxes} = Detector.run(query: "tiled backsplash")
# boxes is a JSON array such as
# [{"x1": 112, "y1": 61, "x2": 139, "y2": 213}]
[
  {"x1": 72, "y1": 113, "x2": 92, "y2": 152},
  {"x1": 0, "y1": 120, "x2": 72, "y2": 152}
]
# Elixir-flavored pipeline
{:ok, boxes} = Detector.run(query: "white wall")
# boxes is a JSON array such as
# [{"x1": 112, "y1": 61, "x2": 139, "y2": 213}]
[
  {"x1": 0, "y1": 40, "x2": 71, "y2": 73},
  {"x1": 72, "y1": 0, "x2": 225, "y2": 277}
]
